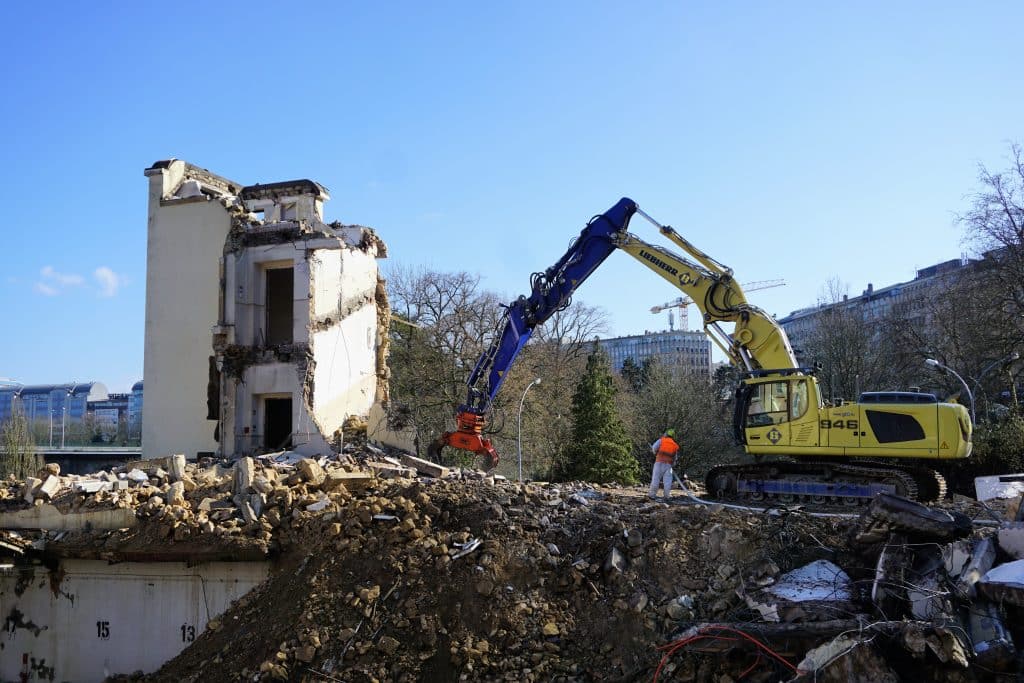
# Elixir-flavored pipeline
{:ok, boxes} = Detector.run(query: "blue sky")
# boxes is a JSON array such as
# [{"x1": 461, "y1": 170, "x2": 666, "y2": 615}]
[{"x1": 2, "y1": 2, "x2": 1021, "y2": 392}]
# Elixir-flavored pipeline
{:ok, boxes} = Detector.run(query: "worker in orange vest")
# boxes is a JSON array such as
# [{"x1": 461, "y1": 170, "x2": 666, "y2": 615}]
[{"x1": 648, "y1": 428, "x2": 680, "y2": 500}]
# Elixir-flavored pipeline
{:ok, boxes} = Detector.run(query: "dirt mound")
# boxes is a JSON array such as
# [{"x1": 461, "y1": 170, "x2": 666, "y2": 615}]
[{"x1": 128, "y1": 477, "x2": 854, "y2": 682}]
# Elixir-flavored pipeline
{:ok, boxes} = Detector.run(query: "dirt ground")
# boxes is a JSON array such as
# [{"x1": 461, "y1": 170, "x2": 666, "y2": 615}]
[{"x1": 113, "y1": 476, "x2": 879, "y2": 683}]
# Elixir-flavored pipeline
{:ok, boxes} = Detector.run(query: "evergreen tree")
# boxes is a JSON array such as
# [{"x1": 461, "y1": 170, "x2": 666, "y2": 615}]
[
  {"x1": 621, "y1": 356, "x2": 655, "y2": 393},
  {"x1": 558, "y1": 346, "x2": 638, "y2": 484}
]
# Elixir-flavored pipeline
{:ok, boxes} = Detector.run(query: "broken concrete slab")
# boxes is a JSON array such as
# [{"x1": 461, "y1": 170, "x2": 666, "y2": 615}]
[
  {"x1": 319, "y1": 472, "x2": 348, "y2": 493},
  {"x1": 320, "y1": 471, "x2": 372, "y2": 492},
  {"x1": 997, "y1": 522, "x2": 1024, "y2": 559},
  {"x1": 603, "y1": 546, "x2": 627, "y2": 576},
  {"x1": 37, "y1": 475, "x2": 62, "y2": 500},
  {"x1": 241, "y1": 502, "x2": 258, "y2": 524},
  {"x1": 168, "y1": 453, "x2": 187, "y2": 482},
  {"x1": 21, "y1": 477, "x2": 41, "y2": 503},
  {"x1": 167, "y1": 481, "x2": 186, "y2": 507},
  {"x1": 766, "y1": 560, "x2": 852, "y2": 602},
  {"x1": 851, "y1": 493, "x2": 972, "y2": 546},
  {"x1": 74, "y1": 479, "x2": 114, "y2": 494},
  {"x1": 872, "y1": 535, "x2": 910, "y2": 616},
  {"x1": 366, "y1": 462, "x2": 415, "y2": 479},
  {"x1": 907, "y1": 548, "x2": 951, "y2": 620},
  {"x1": 297, "y1": 458, "x2": 325, "y2": 486},
  {"x1": 966, "y1": 600, "x2": 1016, "y2": 670},
  {"x1": 978, "y1": 559, "x2": 1024, "y2": 607},
  {"x1": 975, "y1": 473, "x2": 1024, "y2": 501},
  {"x1": 233, "y1": 457, "x2": 255, "y2": 495},
  {"x1": 0, "y1": 505, "x2": 138, "y2": 531},
  {"x1": 121, "y1": 456, "x2": 174, "y2": 476},
  {"x1": 955, "y1": 536, "x2": 997, "y2": 599},
  {"x1": 400, "y1": 454, "x2": 449, "y2": 478}
]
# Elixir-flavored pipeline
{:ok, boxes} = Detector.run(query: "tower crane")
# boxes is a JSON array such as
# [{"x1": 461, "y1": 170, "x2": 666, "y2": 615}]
[{"x1": 651, "y1": 280, "x2": 786, "y2": 331}]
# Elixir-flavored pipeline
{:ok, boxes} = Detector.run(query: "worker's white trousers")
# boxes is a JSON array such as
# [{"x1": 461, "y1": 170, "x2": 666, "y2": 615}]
[{"x1": 649, "y1": 461, "x2": 674, "y2": 498}]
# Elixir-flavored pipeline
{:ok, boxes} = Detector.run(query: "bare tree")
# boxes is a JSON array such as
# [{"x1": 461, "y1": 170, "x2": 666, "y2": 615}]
[
  {"x1": 383, "y1": 265, "x2": 503, "y2": 458},
  {"x1": 956, "y1": 144, "x2": 1024, "y2": 405},
  {"x1": 960, "y1": 144, "x2": 1024, "y2": 326},
  {"x1": 383, "y1": 262, "x2": 614, "y2": 475},
  {"x1": 799, "y1": 279, "x2": 905, "y2": 402},
  {"x1": 1, "y1": 413, "x2": 42, "y2": 479}
]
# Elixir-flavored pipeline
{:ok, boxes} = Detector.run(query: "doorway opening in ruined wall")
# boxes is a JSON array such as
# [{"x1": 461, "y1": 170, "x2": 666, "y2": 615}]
[
  {"x1": 263, "y1": 395, "x2": 293, "y2": 450},
  {"x1": 264, "y1": 266, "x2": 294, "y2": 345}
]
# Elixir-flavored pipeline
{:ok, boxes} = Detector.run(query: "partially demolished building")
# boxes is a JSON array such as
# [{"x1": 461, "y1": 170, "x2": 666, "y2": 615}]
[{"x1": 142, "y1": 160, "x2": 388, "y2": 462}]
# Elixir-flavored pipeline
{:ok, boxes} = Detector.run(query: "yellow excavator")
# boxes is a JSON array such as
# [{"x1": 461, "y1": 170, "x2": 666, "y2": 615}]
[{"x1": 430, "y1": 198, "x2": 972, "y2": 503}]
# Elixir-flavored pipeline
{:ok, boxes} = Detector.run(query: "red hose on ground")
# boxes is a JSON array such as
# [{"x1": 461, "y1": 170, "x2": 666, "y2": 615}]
[{"x1": 652, "y1": 626, "x2": 800, "y2": 682}]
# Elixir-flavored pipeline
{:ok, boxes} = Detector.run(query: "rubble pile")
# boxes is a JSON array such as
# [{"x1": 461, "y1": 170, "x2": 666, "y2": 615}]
[
  {"x1": 131, "y1": 473, "x2": 855, "y2": 683},
  {"x1": 6, "y1": 453, "x2": 1024, "y2": 681}
]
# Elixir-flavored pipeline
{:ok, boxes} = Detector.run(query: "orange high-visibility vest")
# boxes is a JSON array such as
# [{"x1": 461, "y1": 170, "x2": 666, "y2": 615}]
[{"x1": 656, "y1": 437, "x2": 679, "y2": 464}]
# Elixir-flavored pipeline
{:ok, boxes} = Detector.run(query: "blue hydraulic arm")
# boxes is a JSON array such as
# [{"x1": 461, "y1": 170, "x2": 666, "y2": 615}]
[{"x1": 429, "y1": 198, "x2": 639, "y2": 466}]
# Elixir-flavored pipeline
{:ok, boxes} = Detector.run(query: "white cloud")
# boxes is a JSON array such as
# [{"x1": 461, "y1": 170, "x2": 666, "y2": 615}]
[
  {"x1": 41, "y1": 265, "x2": 84, "y2": 287},
  {"x1": 36, "y1": 265, "x2": 84, "y2": 295},
  {"x1": 94, "y1": 266, "x2": 123, "y2": 297}
]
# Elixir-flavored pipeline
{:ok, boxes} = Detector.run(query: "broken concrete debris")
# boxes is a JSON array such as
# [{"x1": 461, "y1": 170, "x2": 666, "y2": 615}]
[{"x1": 7, "y1": 450, "x2": 1024, "y2": 680}]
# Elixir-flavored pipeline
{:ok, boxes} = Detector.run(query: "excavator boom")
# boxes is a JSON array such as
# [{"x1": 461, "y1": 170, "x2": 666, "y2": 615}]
[
  {"x1": 429, "y1": 198, "x2": 971, "y2": 503},
  {"x1": 430, "y1": 197, "x2": 791, "y2": 466},
  {"x1": 428, "y1": 198, "x2": 638, "y2": 466}
]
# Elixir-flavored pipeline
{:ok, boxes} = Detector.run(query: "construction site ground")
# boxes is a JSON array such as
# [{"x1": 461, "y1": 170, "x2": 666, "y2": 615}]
[
  {"x1": 5, "y1": 451, "x2": 1023, "y2": 682},
  {"x1": 139, "y1": 481, "x2": 858, "y2": 683}
]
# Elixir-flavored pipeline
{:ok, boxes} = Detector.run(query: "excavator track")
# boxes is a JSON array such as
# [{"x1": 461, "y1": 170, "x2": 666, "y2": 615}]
[
  {"x1": 853, "y1": 459, "x2": 948, "y2": 502},
  {"x1": 705, "y1": 459, "x2": 946, "y2": 507}
]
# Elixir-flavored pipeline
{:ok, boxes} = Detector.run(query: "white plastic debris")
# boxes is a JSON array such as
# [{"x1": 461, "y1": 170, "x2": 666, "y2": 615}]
[{"x1": 765, "y1": 559, "x2": 852, "y2": 602}]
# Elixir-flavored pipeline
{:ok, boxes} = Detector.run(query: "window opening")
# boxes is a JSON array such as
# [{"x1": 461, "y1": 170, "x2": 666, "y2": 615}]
[
  {"x1": 265, "y1": 267, "x2": 294, "y2": 345},
  {"x1": 264, "y1": 397, "x2": 292, "y2": 450}
]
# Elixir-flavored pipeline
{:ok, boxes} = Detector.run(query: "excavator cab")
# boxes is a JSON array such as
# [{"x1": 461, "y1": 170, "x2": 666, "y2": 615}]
[{"x1": 733, "y1": 373, "x2": 823, "y2": 450}]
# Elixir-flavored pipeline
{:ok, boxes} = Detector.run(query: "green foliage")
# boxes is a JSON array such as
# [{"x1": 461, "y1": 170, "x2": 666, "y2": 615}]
[
  {"x1": 556, "y1": 347, "x2": 638, "y2": 484},
  {"x1": 620, "y1": 357, "x2": 655, "y2": 393},
  {"x1": 623, "y1": 363, "x2": 741, "y2": 478},
  {"x1": 1, "y1": 414, "x2": 42, "y2": 479},
  {"x1": 941, "y1": 412, "x2": 1024, "y2": 495}
]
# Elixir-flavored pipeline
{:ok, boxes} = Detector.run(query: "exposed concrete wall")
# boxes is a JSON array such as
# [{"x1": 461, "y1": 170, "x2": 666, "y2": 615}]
[
  {"x1": 229, "y1": 245, "x2": 312, "y2": 348},
  {"x1": 0, "y1": 559, "x2": 268, "y2": 682},
  {"x1": 311, "y1": 305, "x2": 379, "y2": 432},
  {"x1": 310, "y1": 249, "x2": 344, "y2": 319},
  {"x1": 143, "y1": 162, "x2": 235, "y2": 460},
  {"x1": 224, "y1": 362, "x2": 332, "y2": 457},
  {"x1": 219, "y1": 237, "x2": 382, "y2": 458},
  {"x1": 144, "y1": 160, "x2": 387, "y2": 462}
]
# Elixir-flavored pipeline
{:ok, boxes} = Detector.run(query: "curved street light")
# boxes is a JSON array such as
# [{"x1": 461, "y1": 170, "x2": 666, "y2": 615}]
[
  {"x1": 61, "y1": 382, "x2": 79, "y2": 449},
  {"x1": 972, "y1": 351, "x2": 1020, "y2": 419},
  {"x1": 0, "y1": 379, "x2": 25, "y2": 424},
  {"x1": 517, "y1": 378, "x2": 542, "y2": 483},
  {"x1": 925, "y1": 359, "x2": 975, "y2": 424}
]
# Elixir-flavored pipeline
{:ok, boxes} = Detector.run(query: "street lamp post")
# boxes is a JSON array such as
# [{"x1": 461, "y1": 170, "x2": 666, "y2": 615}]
[
  {"x1": 925, "y1": 359, "x2": 975, "y2": 424},
  {"x1": 517, "y1": 378, "x2": 542, "y2": 483},
  {"x1": 0, "y1": 379, "x2": 25, "y2": 426},
  {"x1": 61, "y1": 383, "x2": 79, "y2": 449},
  {"x1": 972, "y1": 351, "x2": 1020, "y2": 419}
]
